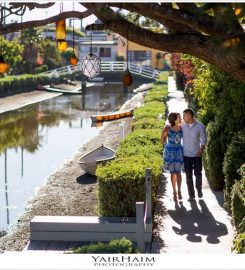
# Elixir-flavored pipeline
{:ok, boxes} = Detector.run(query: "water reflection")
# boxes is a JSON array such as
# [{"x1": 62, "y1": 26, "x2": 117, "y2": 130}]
[{"x1": 0, "y1": 83, "x2": 137, "y2": 235}]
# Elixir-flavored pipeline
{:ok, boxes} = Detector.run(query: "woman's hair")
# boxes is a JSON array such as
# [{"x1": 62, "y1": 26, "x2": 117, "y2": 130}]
[{"x1": 168, "y1": 112, "x2": 179, "y2": 127}]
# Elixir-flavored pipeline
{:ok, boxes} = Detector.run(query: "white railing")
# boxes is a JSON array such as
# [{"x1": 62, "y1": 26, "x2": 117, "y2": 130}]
[{"x1": 42, "y1": 61, "x2": 160, "y2": 79}]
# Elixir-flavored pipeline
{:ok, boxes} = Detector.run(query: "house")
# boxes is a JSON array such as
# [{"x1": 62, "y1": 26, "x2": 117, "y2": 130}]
[
  {"x1": 79, "y1": 40, "x2": 118, "y2": 61},
  {"x1": 128, "y1": 41, "x2": 169, "y2": 70}
]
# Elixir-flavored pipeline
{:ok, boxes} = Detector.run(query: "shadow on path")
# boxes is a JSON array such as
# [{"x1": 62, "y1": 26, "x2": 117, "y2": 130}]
[{"x1": 168, "y1": 200, "x2": 228, "y2": 244}]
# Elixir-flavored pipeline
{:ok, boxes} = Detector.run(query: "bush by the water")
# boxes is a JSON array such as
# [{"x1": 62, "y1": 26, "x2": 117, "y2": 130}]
[
  {"x1": 96, "y1": 72, "x2": 168, "y2": 217},
  {"x1": 223, "y1": 131, "x2": 245, "y2": 209},
  {"x1": 132, "y1": 117, "x2": 165, "y2": 131},
  {"x1": 72, "y1": 238, "x2": 139, "y2": 254},
  {"x1": 144, "y1": 85, "x2": 168, "y2": 103},
  {"x1": 133, "y1": 101, "x2": 165, "y2": 121},
  {"x1": 96, "y1": 155, "x2": 162, "y2": 216},
  {"x1": 0, "y1": 73, "x2": 76, "y2": 97}
]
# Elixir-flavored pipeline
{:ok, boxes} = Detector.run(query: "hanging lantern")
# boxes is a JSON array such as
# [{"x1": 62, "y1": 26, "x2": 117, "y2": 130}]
[
  {"x1": 122, "y1": 38, "x2": 133, "y2": 86},
  {"x1": 57, "y1": 40, "x2": 67, "y2": 52},
  {"x1": 70, "y1": 54, "x2": 78, "y2": 65},
  {"x1": 122, "y1": 68, "x2": 133, "y2": 86},
  {"x1": 0, "y1": 55, "x2": 9, "y2": 74},
  {"x1": 56, "y1": 19, "x2": 66, "y2": 40},
  {"x1": 81, "y1": 53, "x2": 101, "y2": 78},
  {"x1": 81, "y1": 28, "x2": 101, "y2": 79},
  {"x1": 70, "y1": 15, "x2": 78, "y2": 66}
]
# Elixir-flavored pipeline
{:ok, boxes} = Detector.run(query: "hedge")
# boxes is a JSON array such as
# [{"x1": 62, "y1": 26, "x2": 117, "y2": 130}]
[
  {"x1": 96, "y1": 72, "x2": 168, "y2": 217},
  {"x1": 132, "y1": 117, "x2": 165, "y2": 131},
  {"x1": 203, "y1": 121, "x2": 226, "y2": 190},
  {"x1": 133, "y1": 101, "x2": 165, "y2": 121},
  {"x1": 96, "y1": 155, "x2": 162, "y2": 216},
  {"x1": 223, "y1": 131, "x2": 245, "y2": 210},
  {"x1": 72, "y1": 238, "x2": 139, "y2": 254},
  {"x1": 0, "y1": 73, "x2": 75, "y2": 97},
  {"x1": 190, "y1": 58, "x2": 245, "y2": 193},
  {"x1": 232, "y1": 164, "x2": 245, "y2": 253}
]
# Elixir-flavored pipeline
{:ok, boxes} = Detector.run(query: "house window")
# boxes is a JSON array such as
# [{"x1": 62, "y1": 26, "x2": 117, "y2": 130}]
[
  {"x1": 99, "y1": 47, "x2": 111, "y2": 58},
  {"x1": 129, "y1": 50, "x2": 151, "y2": 65}
]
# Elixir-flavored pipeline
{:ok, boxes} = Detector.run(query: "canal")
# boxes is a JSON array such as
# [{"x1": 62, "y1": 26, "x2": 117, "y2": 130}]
[{"x1": 0, "y1": 83, "x2": 139, "y2": 236}]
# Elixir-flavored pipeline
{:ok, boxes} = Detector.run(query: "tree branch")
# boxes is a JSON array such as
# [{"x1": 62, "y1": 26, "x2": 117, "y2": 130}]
[
  {"x1": 84, "y1": 4, "x2": 212, "y2": 56},
  {"x1": 8, "y1": 2, "x2": 55, "y2": 11},
  {"x1": 106, "y1": 2, "x2": 243, "y2": 38},
  {"x1": 1, "y1": 10, "x2": 93, "y2": 34}
]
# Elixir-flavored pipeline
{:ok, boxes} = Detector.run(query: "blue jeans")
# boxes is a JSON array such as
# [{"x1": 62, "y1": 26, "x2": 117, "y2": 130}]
[{"x1": 183, "y1": 156, "x2": 202, "y2": 197}]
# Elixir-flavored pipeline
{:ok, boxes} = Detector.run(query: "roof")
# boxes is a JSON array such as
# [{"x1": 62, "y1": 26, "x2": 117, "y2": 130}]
[{"x1": 80, "y1": 41, "x2": 118, "y2": 46}]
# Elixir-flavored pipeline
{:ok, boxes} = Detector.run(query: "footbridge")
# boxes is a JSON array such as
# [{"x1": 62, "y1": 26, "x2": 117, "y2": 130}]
[{"x1": 42, "y1": 61, "x2": 161, "y2": 80}]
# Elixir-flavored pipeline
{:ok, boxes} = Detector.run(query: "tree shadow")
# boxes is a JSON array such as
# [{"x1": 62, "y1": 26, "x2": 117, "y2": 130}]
[
  {"x1": 168, "y1": 200, "x2": 228, "y2": 244},
  {"x1": 76, "y1": 173, "x2": 97, "y2": 184}
]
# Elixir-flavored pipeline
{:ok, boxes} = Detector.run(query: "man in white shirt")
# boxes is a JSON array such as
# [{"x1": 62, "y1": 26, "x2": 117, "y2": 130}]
[{"x1": 182, "y1": 109, "x2": 207, "y2": 201}]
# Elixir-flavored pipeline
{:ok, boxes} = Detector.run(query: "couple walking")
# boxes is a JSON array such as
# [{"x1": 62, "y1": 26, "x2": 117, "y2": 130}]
[{"x1": 161, "y1": 109, "x2": 207, "y2": 201}]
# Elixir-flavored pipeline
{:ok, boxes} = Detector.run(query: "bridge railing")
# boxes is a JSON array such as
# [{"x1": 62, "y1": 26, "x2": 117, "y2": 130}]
[{"x1": 42, "y1": 61, "x2": 160, "y2": 79}]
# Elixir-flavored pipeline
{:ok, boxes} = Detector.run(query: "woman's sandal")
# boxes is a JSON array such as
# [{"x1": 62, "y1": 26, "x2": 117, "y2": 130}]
[{"x1": 173, "y1": 192, "x2": 178, "y2": 201}]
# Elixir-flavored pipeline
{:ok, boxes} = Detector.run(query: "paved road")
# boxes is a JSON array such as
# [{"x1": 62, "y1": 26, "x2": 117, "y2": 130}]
[{"x1": 151, "y1": 77, "x2": 234, "y2": 253}]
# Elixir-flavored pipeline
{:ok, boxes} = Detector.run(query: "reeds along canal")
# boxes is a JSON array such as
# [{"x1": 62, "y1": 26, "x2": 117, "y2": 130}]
[{"x1": 0, "y1": 82, "x2": 140, "y2": 237}]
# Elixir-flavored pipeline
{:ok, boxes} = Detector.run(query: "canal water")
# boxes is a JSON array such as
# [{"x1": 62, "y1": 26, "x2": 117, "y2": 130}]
[{"x1": 0, "y1": 83, "x2": 138, "y2": 236}]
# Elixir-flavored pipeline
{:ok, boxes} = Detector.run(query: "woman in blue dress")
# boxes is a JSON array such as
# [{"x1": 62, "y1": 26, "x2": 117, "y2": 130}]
[{"x1": 161, "y1": 112, "x2": 184, "y2": 201}]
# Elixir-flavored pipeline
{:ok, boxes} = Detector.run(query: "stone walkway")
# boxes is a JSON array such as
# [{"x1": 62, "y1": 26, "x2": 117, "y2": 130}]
[{"x1": 151, "y1": 76, "x2": 234, "y2": 253}]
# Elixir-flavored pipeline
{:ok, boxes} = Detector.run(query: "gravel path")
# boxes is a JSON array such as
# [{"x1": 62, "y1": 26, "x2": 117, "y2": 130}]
[{"x1": 0, "y1": 92, "x2": 144, "y2": 252}]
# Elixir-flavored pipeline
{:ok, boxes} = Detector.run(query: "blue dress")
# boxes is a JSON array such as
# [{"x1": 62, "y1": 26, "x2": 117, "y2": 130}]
[{"x1": 163, "y1": 128, "x2": 184, "y2": 173}]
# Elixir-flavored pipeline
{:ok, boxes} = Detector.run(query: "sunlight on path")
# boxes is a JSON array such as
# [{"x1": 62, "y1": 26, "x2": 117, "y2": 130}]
[{"x1": 152, "y1": 76, "x2": 235, "y2": 253}]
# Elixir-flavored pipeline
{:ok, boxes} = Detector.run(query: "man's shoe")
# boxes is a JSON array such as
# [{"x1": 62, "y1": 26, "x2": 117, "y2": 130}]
[{"x1": 198, "y1": 191, "x2": 203, "y2": 198}]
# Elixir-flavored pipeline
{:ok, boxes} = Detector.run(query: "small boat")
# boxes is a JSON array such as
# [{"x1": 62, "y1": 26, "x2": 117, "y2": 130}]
[
  {"x1": 91, "y1": 109, "x2": 134, "y2": 122},
  {"x1": 77, "y1": 145, "x2": 115, "y2": 175},
  {"x1": 41, "y1": 84, "x2": 82, "y2": 95}
]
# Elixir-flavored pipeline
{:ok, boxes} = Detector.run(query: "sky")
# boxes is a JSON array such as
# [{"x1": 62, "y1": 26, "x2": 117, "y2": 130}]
[{"x1": 5, "y1": 2, "x2": 97, "y2": 29}]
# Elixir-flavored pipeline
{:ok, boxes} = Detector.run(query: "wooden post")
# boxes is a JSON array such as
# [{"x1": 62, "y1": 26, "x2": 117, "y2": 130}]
[
  {"x1": 145, "y1": 168, "x2": 152, "y2": 219},
  {"x1": 136, "y1": 202, "x2": 145, "y2": 252}
]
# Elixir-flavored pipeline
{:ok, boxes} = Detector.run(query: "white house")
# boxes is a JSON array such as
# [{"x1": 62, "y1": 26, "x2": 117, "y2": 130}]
[{"x1": 79, "y1": 40, "x2": 118, "y2": 61}]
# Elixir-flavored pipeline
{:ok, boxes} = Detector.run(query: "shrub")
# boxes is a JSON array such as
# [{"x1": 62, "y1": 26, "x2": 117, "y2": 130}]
[
  {"x1": 132, "y1": 117, "x2": 165, "y2": 131},
  {"x1": 158, "y1": 71, "x2": 169, "y2": 83},
  {"x1": 34, "y1": 65, "x2": 48, "y2": 74},
  {"x1": 231, "y1": 181, "x2": 245, "y2": 228},
  {"x1": 144, "y1": 87, "x2": 168, "y2": 103},
  {"x1": 191, "y1": 58, "x2": 245, "y2": 192},
  {"x1": 96, "y1": 71, "x2": 168, "y2": 217},
  {"x1": 117, "y1": 144, "x2": 162, "y2": 159},
  {"x1": 203, "y1": 121, "x2": 226, "y2": 190},
  {"x1": 96, "y1": 155, "x2": 162, "y2": 216},
  {"x1": 72, "y1": 238, "x2": 139, "y2": 254},
  {"x1": 223, "y1": 131, "x2": 245, "y2": 209},
  {"x1": 133, "y1": 101, "x2": 165, "y2": 120},
  {"x1": 233, "y1": 217, "x2": 245, "y2": 254}
]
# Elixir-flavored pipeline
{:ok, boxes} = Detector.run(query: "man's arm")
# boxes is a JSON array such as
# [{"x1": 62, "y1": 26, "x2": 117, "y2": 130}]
[{"x1": 197, "y1": 124, "x2": 207, "y2": 156}]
